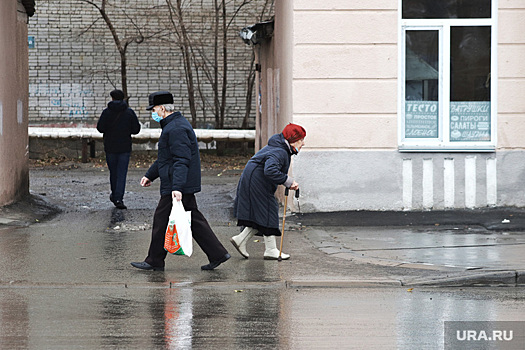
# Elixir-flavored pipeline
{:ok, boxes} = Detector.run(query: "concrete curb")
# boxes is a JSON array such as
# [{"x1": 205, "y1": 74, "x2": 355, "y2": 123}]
[
  {"x1": 2, "y1": 276, "x2": 522, "y2": 289},
  {"x1": 403, "y1": 270, "x2": 523, "y2": 287},
  {"x1": 294, "y1": 208, "x2": 525, "y2": 231},
  {"x1": 287, "y1": 279, "x2": 402, "y2": 288}
]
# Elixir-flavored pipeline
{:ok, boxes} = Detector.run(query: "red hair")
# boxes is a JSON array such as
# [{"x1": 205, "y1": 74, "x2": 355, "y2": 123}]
[{"x1": 282, "y1": 123, "x2": 306, "y2": 143}]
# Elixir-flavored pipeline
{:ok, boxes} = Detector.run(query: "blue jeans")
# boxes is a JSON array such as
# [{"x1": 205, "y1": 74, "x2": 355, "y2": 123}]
[{"x1": 105, "y1": 152, "x2": 130, "y2": 202}]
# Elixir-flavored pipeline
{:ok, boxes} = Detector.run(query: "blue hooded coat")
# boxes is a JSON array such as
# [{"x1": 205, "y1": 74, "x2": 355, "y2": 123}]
[{"x1": 234, "y1": 133, "x2": 293, "y2": 233}]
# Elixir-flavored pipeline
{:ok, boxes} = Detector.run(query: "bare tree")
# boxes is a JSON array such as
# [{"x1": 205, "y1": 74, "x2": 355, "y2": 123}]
[
  {"x1": 78, "y1": 0, "x2": 163, "y2": 101},
  {"x1": 166, "y1": 0, "x2": 265, "y2": 132},
  {"x1": 166, "y1": 0, "x2": 198, "y2": 127},
  {"x1": 216, "y1": 0, "x2": 254, "y2": 129}
]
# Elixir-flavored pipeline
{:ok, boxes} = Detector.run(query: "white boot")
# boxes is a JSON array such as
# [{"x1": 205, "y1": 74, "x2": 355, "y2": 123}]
[
  {"x1": 263, "y1": 235, "x2": 290, "y2": 260},
  {"x1": 230, "y1": 227, "x2": 256, "y2": 258}
]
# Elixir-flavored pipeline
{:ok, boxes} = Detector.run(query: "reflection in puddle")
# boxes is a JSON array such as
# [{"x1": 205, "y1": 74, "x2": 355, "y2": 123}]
[
  {"x1": 0, "y1": 291, "x2": 29, "y2": 349},
  {"x1": 161, "y1": 288, "x2": 282, "y2": 348},
  {"x1": 1, "y1": 288, "x2": 525, "y2": 348},
  {"x1": 165, "y1": 289, "x2": 193, "y2": 348}
]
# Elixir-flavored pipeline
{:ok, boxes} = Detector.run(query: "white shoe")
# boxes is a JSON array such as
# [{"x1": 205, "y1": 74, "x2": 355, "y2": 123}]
[
  {"x1": 263, "y1": 235, "x2": 290, "y2": 260},
  {"x1": 230, "y1": 227, "x2": 256, "y2": 258}
]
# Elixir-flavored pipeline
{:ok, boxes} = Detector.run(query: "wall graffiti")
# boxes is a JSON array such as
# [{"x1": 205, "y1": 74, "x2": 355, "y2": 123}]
[{"x1": 29, "y1": 83, "x2": 93, "y2": 119}]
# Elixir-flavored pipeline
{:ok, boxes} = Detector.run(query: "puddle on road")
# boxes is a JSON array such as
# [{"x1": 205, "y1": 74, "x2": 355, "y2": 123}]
[
  {"x1": 2, "y1": 287, "x2": 525, "y2": 349},
  {"x1": 107, "y1": 208, "x2": 151, "y2": 232}
]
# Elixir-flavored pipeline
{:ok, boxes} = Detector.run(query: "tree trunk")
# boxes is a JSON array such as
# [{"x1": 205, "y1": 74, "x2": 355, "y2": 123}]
[
  {"x1": 213, "y1": 0, "x2": 220, "y2": 130},
  {"x1": 175, "y1": 0, "x2": 197, "y2": 127},
  {"x1": 120, "y1": 51, "x2": 128, "y2": 101},
  {"x1": 219, "y1": 0, "x2": 227, "y2": 130}
]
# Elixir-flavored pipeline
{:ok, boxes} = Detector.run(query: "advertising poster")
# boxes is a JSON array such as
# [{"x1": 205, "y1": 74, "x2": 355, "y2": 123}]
[
  {"x1": 405, "y1": 101, "x2": 439, "y2": 138},
  {"x1": 450, "y1": 101, "x2": 491, "y2": 142}
]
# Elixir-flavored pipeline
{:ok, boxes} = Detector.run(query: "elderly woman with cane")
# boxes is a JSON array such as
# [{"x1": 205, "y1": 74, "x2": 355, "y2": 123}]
[{"x1": 231, "y1": 123, "x2": 306, "y2": 260}]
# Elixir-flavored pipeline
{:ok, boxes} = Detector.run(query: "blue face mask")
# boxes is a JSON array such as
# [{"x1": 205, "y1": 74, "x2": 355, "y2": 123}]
[{"x1": 151, "y1": 111, "x2": 163, "y2": 123}]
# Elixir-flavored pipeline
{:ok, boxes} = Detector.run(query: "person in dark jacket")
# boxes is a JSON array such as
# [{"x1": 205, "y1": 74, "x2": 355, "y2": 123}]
[
  {"x1": 231, "y1": 123, "x2": 306, "y2": 260},
  {"x1": 96, "y1": 89, "x2": 141, "y2": 209},
  {"x1": 131, "y1": 91, "x2": 230, "y2": 271}
]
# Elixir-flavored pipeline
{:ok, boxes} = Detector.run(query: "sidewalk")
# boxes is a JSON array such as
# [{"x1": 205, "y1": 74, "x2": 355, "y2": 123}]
[
  {"x1": 1, "y1": 163, "x2": 525, "y2": 288},
  {"x1": 292, "y1": 209, "x2": 525, "y2": 286}
]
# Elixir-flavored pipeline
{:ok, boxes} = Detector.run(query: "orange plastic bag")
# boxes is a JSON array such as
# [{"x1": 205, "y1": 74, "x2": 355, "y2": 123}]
[{"x1": 164, "y1": 200, "x2": 192, "y2": 256}]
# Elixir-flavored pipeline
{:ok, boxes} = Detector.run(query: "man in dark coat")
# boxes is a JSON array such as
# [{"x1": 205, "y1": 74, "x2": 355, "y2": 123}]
[
  {"x1": 96, "y1": 89, "x2": 141, "y2": 209},
  {"x1": 231, "y1": 124, "x2": 306, "y2": 260},
  {"x1": 131, "y1": 91, "x2": 230, "y2": 271}
]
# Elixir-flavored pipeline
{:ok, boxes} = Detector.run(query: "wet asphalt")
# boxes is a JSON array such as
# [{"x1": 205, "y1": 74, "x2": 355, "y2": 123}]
[
  {"x1": 1, "y1": 162, "x2": 525, "y2": 348},
  {"x1": 6, "y1": 161, "x2": 524, "y2": 287}
]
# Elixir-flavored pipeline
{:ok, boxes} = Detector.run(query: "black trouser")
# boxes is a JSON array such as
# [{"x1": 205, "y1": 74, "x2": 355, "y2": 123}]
[
  {"x1": 105, "y1": 152, "x2": 130, "y2": 202},
  {"x1": 145, "y1": 194, "x2": 228, "y2": 267}
]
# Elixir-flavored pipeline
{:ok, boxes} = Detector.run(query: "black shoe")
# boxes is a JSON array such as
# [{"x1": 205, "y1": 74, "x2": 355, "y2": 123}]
[
  {"x1": 130, "y1": 261, "x2": 164, "y2": 271},
  {"x1": 114, "y1": 200, "x2": 127, "y2": 209},
  {"x1": 201, "y1": 253, "x2": 231, "y2": 270},
  {"x1": 110, "y1": 194, "x2": 115, "y2": 204}
]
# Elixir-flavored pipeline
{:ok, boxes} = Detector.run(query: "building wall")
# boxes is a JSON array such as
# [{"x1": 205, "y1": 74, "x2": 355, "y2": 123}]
[
  {"x1": 254, "y1": 1, "x2": 293, "y2": 149},
  {"x1": 0, "y1": 0, "x2": 31, "y2": 206},
  {"x1": 498, "y1": 0, "x2": 525, "y2": 148},
  {"x1": 254, "y1": 36, "x2": 276, "y2": 149},
  {"x1": 27, "y1": 0, "x2": 271, "y2": 128},
  {"x1": 286, "y1": 0, "x2": 525, "y2": 212},
  {"x1": 292, "y1": 0, "x2": 397, "y2": 150}
]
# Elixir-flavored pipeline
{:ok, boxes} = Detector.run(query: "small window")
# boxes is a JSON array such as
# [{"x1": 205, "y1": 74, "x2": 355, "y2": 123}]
[
  {"x1": 450, "y1": 26, "x2": 491, "y2": 142},
  {"x1": 399, "y1": 0, "x2": 496, "y2": 151},
  {"x1": 405, "y1": 30, "x2": 439, "y2": 139},
  {"x1": 402, "y1": 0, "x2": 491, "y2": 19}
]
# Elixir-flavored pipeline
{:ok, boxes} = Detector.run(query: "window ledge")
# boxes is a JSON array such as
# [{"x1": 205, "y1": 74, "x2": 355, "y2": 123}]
[{"x1": 398, "y1": 145, "x2": 495, "y2": 153}]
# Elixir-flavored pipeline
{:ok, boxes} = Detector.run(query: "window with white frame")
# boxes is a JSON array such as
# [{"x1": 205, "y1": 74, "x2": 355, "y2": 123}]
[{"x1": 399, "y1": 0, "x2": 496, "y2": 151}]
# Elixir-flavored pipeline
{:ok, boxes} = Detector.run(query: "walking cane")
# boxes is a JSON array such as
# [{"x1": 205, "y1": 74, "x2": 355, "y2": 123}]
[{"x1": 278, "y1": 187, "x2": 289, "y2": 262}]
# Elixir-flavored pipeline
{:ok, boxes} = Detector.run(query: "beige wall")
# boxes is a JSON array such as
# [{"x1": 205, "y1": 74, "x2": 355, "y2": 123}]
[
  {"x1": 291, "y1": 1, "x2": 525, "y2": 151},
  {"x1": 275, "y1": 1, "x2": 294, "y2": 133},
  {"x1": 292, "y1": 0, "x2": 398, "y2": 150},
  {"x1": 0, "y1": 0, "x2": 30, "y2": 205},
  {"x1": 279, "y1": 1, "x2": 525, "y2": 212},
  {"x1": 497, "y1": 1, "x2": 525, "y2": 149}
]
